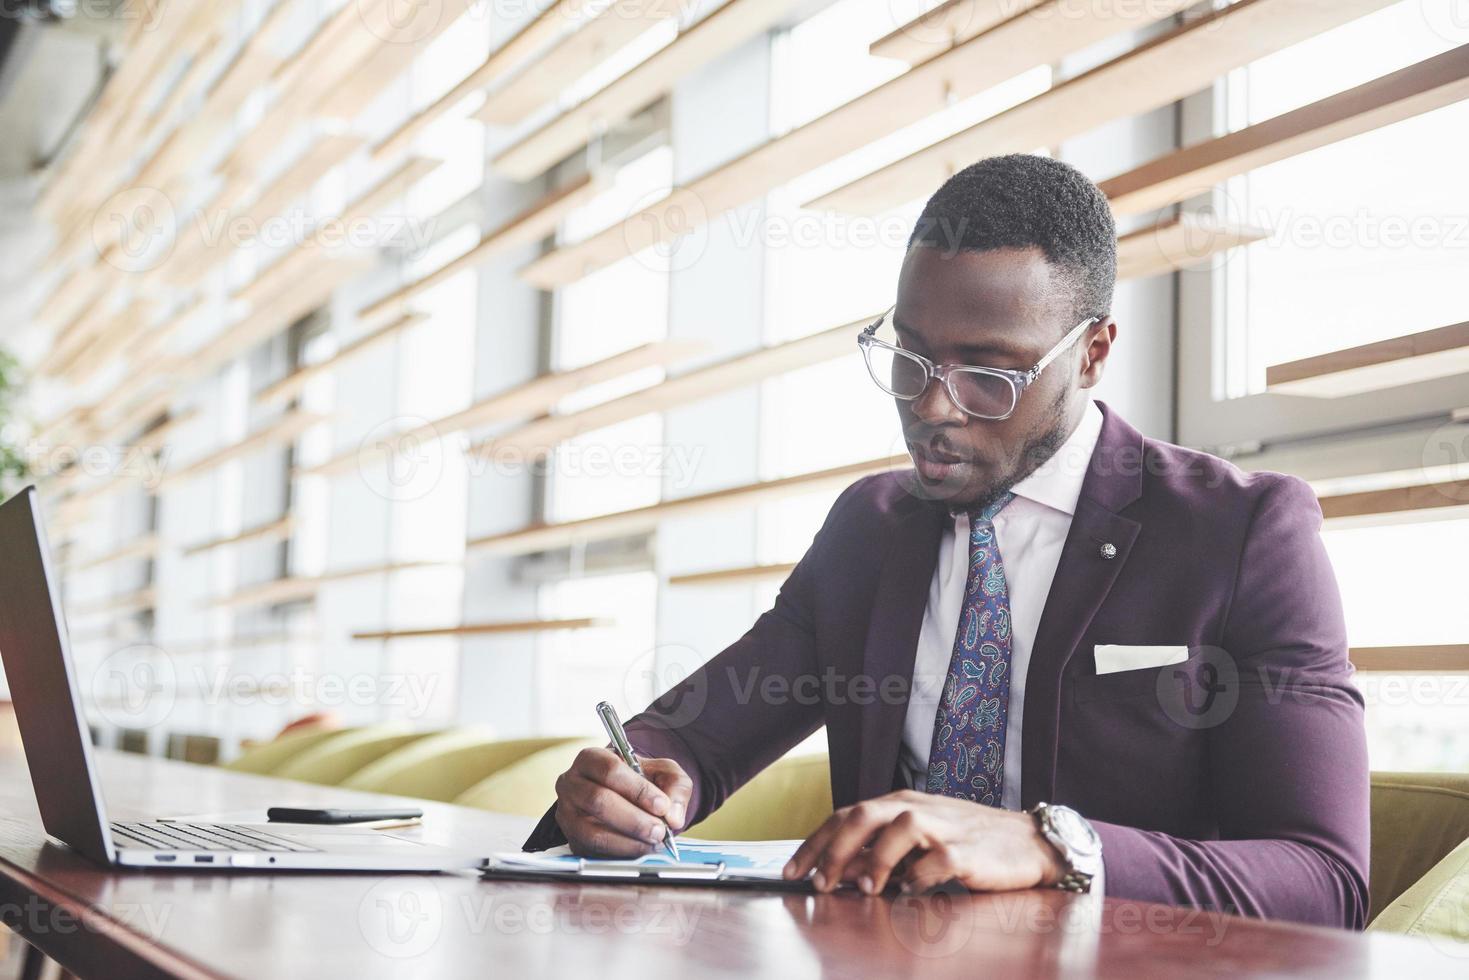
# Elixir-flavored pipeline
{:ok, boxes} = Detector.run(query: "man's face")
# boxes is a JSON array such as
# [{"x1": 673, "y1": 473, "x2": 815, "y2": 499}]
[{"x1": 892, "y1": 244, "x2": 1093, "y2": 509}]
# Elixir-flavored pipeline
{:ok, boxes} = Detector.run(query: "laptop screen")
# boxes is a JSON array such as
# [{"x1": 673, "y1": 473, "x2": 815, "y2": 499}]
[{"x1": 0, "y1": 487, "x2": 117, "y2": 864}]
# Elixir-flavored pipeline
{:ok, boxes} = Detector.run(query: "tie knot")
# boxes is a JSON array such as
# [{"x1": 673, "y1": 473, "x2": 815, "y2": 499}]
[{"x1": 972, "y1": 492, "x2": 1015, "y2": 526}]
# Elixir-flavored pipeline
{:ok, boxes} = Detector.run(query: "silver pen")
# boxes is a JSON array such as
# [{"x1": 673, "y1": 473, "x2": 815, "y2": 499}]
[{"x1": 596, "y1": 701, "x2": 681, "y2": 861}]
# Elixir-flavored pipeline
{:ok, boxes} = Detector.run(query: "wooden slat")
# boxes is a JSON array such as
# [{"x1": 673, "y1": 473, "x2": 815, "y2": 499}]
[
  {"x1": 65, "y1": 535, "x2": 163, "y2": 575},
  {"x1": 868, "y1": 0, "x2": 1046, "y2": 65},
  {"x1": 1350, "y1": 645, "x2": 1469, "y2": 672},
  {"x1": 49, "y1": 407, "x2": 199, "y2": 518},
  {"x1": 126, "y1": 409, "x2": 201, "y2": 457},
  {"x1": 806, "y1": 0, "x2": 1399, "y2": 216},
  {"x1": 473, "y1": 0, "x2": 681, "y2": 127},
  {"x1": 132, "y1": 298, "x2": 211, "y2": 366},
  {"x1": 44, "y1": 2, "x2": 257, "y2": 269},
  {"x1": 39, "y1": 282, "x2": 123, "y2": 376},
  {"x1": 352, "y1": 618, "x2": 611, "y2": 640},
  {"x1": 159, "y1": 412, "x2": 329, "y2": 489},
  {"x1": 1102, "y1": 44, "x2": 1469, "y2": 218},
  {"x1": 39, "y1": 35, "x2": 361, "y2": 376},
  {"x1": 256, "y1": 313, "x2": 429, "y2": 406},
  {"x1": 40, "y1": 150, "x2": 428, "y2": 429},
  {"x1": 135, "y1": 46, "x2": 282, "y2": 191},
  {"x1": 517, "y1": 0, "x2": 1196, "y2": 288},
  {"x1": 38, "y1": 1, "x2": 234, "y2": 226},
  {"x1": 368, "y1": 0, "x2": 607, "y2": 163},
  {"x1": 230, "y1": 157, "x2": 443, "y2": 312},
  {"x1": 191, "y1": 255, "x2": 374, "y2": 380},
  {"x1": 182, "y1": 517, "x2": 295, "y2": 558},
  {"x1": 467, "y1": 454, "x2": 910, "y2": 556},
  {"x1": 32, "y1": 266, "x2": 90, "y2": 333},
  {"x1": 493, "y1": 0, "x2": 801, "y2": 180},
  {"x1": 224, "y1": 2, "x2": 387, "y2": 178},
  {"x1": 68, "y1": 588, "x2": 158, "y2": 618},
  {"x1": 64, "y1": 299, "x2": 164, "y2": 386},
  {"x1": 1265, "y1": 322, "x2": 1469, "y2": 398},
  {"x1": 339, "y1": 156, "x2": 444, "y2": 223},
  {"x1": 135, "y1": 36, "x2": 227, "y2": 159},
  {"x1": 300, "y1": 338, "x2": 703, "y2": 477},
  {"x1": 158, "y1": 632, "x2": 318, "y2": 657},
  {"x1": 1114, "y1": 215, "x2": 1270, "y2": 281},
  {"x1": 272, "y1": 0, "x2": 373, "y2": 98},
  {"x1": 667, "y1": 562, "x2": 796, "y2": 587},
  {"x1": 473, "y1": 316, "x2": 868, "y2": 458},
  {"x1": 34, "y1": 153, "x2": 428, "y2": 450},
  {"x1": 163, "y1": 132, "x2": 366, "y2": 287},
  {"x1": 357, "y1": 174, "x2": 602, "y2": 327},
  {"x1": 1319, "y1": 480, "x2": 1469, "y2": 523},
  {"x1": 314, "y1": 0, "x2": 478, "y2": 120},
  {"x1": 231, "y1": 242, "x2": 335, "y2": 311},
  {"x1": 206, "y1": 578, "x2": 320, "y2": 610},
  {"x1": 205, "y1": 561, "x2": 455, "y2": 610}
]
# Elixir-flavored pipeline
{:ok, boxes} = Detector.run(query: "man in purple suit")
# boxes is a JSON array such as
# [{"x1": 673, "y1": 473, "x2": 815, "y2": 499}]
[{"x1": 528, "y1": 154, "x2": 1369, "y2": 929}]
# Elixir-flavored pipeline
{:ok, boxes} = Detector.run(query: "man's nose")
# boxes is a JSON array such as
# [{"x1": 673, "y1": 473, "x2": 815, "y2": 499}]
[{"x1": 910, "y1": 376, "x2": 967, "y2": 427}]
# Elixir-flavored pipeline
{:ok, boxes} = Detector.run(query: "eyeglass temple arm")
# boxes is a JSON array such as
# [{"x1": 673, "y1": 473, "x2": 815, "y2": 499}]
[{"x1": 1027, "y1": 316, "x2": 1101, "y2": 382}]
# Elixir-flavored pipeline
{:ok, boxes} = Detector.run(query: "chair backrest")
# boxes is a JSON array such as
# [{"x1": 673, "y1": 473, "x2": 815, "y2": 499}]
[
  {"x1": 221, "y1": 728, "x2": 347, "y2": 775},
  {"x1": 272, "y1": 725, "x2": 434, "y2": 786},
  {"x1": 686, "y1": 753, "x2": 832, "y2": 841},
  {"x1": 453, "y1": 739, "x2": 603, "y2": 816},
  {"x1": 1370, "y1": 771, "x2": 1469, "y2": 922},
  {"x1": 454, "y1": 741, "x2": 835, "y2": 843},
  {"x1": 342, "y1": 731, "x2": 578, "y2": 802}
]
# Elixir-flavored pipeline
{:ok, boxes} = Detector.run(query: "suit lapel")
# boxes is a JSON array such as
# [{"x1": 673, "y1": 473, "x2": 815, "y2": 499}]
[
  {"x1": 855, "y1": 490, "x2": 946, "y2": 803},
  {"x1": 1020, "y1": 403, "x2": 1144, "y2": 807}
]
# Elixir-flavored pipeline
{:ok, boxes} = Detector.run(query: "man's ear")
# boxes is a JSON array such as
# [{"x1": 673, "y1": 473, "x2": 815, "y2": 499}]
[{"x1": 1078, "y1": 318, "x2": 1116, "y2": 390}]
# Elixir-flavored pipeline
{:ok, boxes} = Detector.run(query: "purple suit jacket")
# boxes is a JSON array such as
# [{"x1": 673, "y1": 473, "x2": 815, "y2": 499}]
[{"x1": 526, "y1": 403, "x2": 1369, "y2": 929}]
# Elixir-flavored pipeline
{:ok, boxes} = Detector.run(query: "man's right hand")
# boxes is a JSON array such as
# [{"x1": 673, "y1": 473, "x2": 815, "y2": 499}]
[{"x1": 553, "y1": 747, "x2": 693, "y2": 857}]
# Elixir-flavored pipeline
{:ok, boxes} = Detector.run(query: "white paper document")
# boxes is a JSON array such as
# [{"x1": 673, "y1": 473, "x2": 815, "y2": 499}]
[{"x1": 489, "y1": 839, "x2": 802, "y2": 881}]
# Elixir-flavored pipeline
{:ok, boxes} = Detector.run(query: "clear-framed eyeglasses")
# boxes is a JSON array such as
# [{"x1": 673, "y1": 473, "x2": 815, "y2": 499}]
[{"x1": 857, "y1": 307, "x2": 1101, "y2": 421}]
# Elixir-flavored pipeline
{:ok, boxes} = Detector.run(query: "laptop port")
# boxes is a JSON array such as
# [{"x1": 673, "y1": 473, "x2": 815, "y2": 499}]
[
  {"x1": 155, "y1": 854, "x2": 177, "y2": 862},
  {"x1": 193, "y1": 855, "x2": 214, "y2": 863}
]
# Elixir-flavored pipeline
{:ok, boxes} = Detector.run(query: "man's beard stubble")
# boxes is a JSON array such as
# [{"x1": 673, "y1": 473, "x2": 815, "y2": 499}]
[{"x1": 918, "y1": 387, "x2": 1074, "y2": 515}]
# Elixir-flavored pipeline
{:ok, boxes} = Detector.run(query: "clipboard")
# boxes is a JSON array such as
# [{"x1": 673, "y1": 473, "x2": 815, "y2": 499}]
[{"x1": 482, "y1": 843, "x2": 817, "y2": 891}]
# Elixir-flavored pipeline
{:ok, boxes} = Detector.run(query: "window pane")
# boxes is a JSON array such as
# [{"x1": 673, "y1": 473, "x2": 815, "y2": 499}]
[
  {"x1": 1322, "y1": 517, "x2": 1469, "y2": 771},
  {"x1": 1222, "y1": 1, "x2": 1468, "y2": 385},
  {"x1": 1321, "y1": 518, "x2": 1469, "y2": 648},
  {"x1": 536, "y1": 572, "x2": 658, "y2": 734}
]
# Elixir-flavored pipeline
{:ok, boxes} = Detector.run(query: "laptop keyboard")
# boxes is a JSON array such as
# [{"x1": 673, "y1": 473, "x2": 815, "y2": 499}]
[{"x1": 111, "y1": 821, "x2": 322, "y2": 853}]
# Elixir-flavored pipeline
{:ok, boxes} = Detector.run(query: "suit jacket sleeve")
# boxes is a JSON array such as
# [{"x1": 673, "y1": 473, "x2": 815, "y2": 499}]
[
  {"x1": 1089, "y1": 475, "x2": 1371, "y2": 928},
  {"x1": 523, "y1": 476, "x2": 872, "y2": 851}
]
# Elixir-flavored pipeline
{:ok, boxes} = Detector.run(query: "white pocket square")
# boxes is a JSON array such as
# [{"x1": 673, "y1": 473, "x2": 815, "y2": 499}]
[{"x1": 1093, "y1": 645, "x2": 1189, "y2": 675}]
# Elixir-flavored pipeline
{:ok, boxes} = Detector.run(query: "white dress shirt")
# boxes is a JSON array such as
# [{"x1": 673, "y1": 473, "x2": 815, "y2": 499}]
[{"x1": 898, "y1": 400, "x2": 1105, "y2": 809}]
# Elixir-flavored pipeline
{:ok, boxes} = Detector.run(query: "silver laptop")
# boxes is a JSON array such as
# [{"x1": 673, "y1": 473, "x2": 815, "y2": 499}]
[{"x1": 0, "y1": 486, "x2": 486, "y2": 872}]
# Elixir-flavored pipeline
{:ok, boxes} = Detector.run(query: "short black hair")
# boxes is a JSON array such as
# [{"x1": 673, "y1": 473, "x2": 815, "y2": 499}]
[{"x1": 909, "y1": 153, "x2": 1116, "y2": 325}]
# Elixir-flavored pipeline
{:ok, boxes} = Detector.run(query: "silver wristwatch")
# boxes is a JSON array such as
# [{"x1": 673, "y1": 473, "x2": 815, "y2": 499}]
[{"x1": 1029, "y1": 802, "x2": 1104, "y2": 893}]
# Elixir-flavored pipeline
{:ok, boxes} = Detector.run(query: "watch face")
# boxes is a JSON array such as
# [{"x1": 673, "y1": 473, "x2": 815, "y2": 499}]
[{"x1": 1050, "y1": 806, "x2": 1101, "y2": 856}]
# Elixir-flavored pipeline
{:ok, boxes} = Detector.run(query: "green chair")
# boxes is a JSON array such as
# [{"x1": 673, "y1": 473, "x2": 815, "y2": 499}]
[
  {"x1": 272, "y1": 725, "x2": 436, "y2": 787},
  {"x1": 1368, "y1": 834, "x2": 1469, "y2": 947},
  {"x1": 342, "y1": 731, "x2": 578, "y2": 802},
  {"x1": 453, "y1": 739, "x2": 603, "y2": 816},
  {"x1": 687, "y1": 753, "x2": 832, "y2": 841},
  {"x1": 221, "y1": 728, "x2": 349, "y2": 775},
  {"x1": 1368, "y1": 771, "x2": 1469, "y2": 923}
]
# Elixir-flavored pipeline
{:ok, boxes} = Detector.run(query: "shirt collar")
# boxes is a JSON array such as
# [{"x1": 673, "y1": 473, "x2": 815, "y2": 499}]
[{"x1": 1006, "y1": 399, "x2": 1105, "y2": 518}]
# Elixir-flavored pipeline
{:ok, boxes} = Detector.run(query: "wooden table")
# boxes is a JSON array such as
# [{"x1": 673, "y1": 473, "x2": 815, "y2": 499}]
[{"x1": 0, "y1": 747, "x2": 1459, "y2": 979}]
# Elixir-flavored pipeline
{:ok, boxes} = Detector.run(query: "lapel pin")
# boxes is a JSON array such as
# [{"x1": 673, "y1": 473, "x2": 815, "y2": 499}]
[{"x1": 1099, "y1": 543, "x2": 1118, "y2": 560}]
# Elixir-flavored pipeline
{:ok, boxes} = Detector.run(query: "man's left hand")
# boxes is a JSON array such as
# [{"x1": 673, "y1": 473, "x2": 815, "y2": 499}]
[{"x1": 782, "y1": 790, "x2": 1067, "y2": 895}]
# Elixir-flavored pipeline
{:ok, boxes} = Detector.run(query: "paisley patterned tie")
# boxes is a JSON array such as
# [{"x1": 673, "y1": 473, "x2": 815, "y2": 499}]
[{"x1": 926, "y1": 493, "x2": 1016, "y2": 806}]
